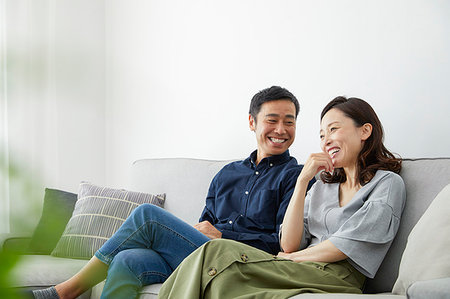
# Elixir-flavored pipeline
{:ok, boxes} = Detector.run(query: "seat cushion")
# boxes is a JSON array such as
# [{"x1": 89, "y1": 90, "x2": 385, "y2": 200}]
[{"x1": 10, "y1": 255, "x2": 88, "y2": 287}]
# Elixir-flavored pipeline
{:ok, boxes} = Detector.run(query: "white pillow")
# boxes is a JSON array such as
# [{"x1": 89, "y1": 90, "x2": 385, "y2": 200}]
[{"x1": 392, "y1": 184, "x2": 450, "y2": 294}]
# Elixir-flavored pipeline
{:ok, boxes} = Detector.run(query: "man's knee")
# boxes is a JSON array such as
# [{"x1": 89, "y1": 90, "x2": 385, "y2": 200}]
[
  {"x1": 132, "y1": 203, "x2": 165, "y2": 221},
  {"x1": 109, "y1": 249, "x2": 140, "y2": 271}
]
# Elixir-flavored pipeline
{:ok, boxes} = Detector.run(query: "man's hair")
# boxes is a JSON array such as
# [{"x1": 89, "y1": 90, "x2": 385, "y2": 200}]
[{"x1": 249, "y1": 86, "x2": 300, "y2": 120}]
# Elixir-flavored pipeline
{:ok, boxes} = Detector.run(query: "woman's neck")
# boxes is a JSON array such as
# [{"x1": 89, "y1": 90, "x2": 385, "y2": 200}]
[{"x1": 343, "y1": 164, "x2": 360, "y2": 190}]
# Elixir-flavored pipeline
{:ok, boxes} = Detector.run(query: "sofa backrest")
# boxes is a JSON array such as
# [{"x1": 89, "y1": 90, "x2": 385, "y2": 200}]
[
  {"x1": 364, "y1": 158, "x2": 450, "y2": 293},
  {"x1": 129, "y1": 158, "x2": 235, "y2": 225},
  {"x1": 129, "y1": 157, "x2": 450, "y2": 294}
]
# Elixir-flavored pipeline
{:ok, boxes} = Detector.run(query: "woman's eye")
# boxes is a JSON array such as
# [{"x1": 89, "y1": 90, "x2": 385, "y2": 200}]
[
  {"x1": 319, "y1": 134, "x2": 324, "y2": 139},
  {"x1": 330, "y1": 127, "x2": 337, "y2": 132}
]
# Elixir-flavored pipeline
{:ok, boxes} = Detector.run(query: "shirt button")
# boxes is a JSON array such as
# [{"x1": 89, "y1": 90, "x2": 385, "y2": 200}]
[
  {"x1": 229, "y1": 220, "x2": 233, "y2": 224},
  {"x1": 270, "y1": 163, "x2": 273, "y2": 167},
  {"x1": 208, "y1": 267, "x2": 217, "y2": 276},
  {"x1": 240, "y1": 253, "x2": 249, "y2": 262},
  {"x1": 255, "y1": 171, "x2": 259, "y2": 175},
  {"x1": 245, "y1": 191, "x2": 249, "y2": 195}
]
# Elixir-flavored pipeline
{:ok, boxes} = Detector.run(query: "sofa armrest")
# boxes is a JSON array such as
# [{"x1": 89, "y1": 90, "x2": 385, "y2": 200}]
[
  {"x1": 406, "y1": 277, "x2": 450, "y2": 299},
  {"x1": 0, "y1": 233, "x2": 32, "y2": 253}
]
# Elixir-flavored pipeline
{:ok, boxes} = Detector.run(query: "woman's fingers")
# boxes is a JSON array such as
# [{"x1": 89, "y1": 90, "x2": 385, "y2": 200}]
[{"x1": 300, "y1": 153, "x2": 334, "y2": 181}]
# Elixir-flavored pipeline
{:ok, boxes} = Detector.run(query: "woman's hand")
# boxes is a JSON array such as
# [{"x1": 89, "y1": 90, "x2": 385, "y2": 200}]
[
  {"x1": 298, "y1": 153, "x2": 334, "y2": 183},
  {"x1": 276, "y1": 251, "x2": 295, "y2": 261}
]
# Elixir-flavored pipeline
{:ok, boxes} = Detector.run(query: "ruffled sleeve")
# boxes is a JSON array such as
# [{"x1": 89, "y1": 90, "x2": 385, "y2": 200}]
[{"x1": 328, "y1": 172, "x2": 406, "y2": 278}]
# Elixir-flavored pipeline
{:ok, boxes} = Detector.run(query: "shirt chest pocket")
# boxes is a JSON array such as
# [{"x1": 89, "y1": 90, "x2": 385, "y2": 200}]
[{"x1": 248, "y1": 189, "x2": 278, "y2": 225}]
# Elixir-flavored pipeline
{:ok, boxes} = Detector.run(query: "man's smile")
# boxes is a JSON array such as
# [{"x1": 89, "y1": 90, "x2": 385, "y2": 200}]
[{"x1": 269, "y1": 137, "x2": 288, "y2": 144}]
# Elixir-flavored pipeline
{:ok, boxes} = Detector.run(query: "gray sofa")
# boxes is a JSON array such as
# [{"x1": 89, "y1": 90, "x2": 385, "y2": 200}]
[{"x1": 2, "y1": 157, "x2": 450, "y2": 298}]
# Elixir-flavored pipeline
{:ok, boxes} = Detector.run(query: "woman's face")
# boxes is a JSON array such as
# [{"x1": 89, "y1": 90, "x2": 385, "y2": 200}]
[{"x1": 320, "y1": 108, "x2": 371, "y2": 169}]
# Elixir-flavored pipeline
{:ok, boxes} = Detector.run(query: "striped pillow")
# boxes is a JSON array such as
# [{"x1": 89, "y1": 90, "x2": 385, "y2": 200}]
[{"x1": 51, "y1": 182, "x2": 165, "y2": 259}]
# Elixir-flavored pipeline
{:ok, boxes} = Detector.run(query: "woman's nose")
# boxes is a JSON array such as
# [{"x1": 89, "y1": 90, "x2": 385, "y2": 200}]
[{"x1": 322, "y1": 134, "x2": 331, "y2": 148}]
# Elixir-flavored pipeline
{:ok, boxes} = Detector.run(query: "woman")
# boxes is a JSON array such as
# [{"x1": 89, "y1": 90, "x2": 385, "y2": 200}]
[{"x1": 158, "y1": 96, "x2": 406, "y2": 298}]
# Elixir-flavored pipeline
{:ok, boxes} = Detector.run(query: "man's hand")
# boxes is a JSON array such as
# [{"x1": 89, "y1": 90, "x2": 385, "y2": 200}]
[{"x1": 194, "y1": 221, "x2": 222, "y2": 239}]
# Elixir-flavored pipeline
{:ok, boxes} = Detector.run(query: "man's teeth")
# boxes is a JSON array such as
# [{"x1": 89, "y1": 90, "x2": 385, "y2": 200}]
[{"x1": 270, "y1": 137, "x2": 286, "y2": 143}]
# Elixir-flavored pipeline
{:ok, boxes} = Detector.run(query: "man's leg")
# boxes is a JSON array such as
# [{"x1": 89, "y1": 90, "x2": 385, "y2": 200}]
[
  {"x1": 95, "y1": 203, "x2": 210, "y2": 270},
  {"x1": 97, "y1": 204, "x2": 210, "y2": 297},
  {"x1": 35, "y1": 204, "x2": 209, "y2": 299},
  {"x1": 100, "y1": 248, "x2": 172, "y2": 298}
]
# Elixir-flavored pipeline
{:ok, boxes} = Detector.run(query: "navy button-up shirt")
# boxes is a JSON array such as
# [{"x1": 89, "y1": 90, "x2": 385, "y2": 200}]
[{"x1": 199, "y1": 150, "x2": 315, "y2": 254}]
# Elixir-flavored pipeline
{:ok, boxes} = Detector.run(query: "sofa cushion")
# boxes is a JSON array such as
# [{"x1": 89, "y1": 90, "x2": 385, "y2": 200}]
[
  {"x1": 51, "y1": 182, "x2": 165, "y2": 259},
  {"x1": 28, "y1": 188, "x2": 77, "y2": 254},
  {"x1": 392, "y1": 183, "x2": 450, "y2": 294},
  {"x1": 10, "y1": 255, "x2": 88, "y2": 288}
]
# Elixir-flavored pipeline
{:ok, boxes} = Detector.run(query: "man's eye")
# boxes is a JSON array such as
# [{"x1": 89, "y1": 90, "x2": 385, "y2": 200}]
[
  {"x1": 285, "y1": 121, "x2": 295, "y2": 126},
  {"x1": 268, "y1": 119, "x2": 277, "y2": 123}
]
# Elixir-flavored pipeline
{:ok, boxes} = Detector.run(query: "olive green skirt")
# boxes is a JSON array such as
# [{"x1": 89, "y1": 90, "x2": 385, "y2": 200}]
[{"x1": 159, "y1": 239, "x2": 366, "y2": 299}]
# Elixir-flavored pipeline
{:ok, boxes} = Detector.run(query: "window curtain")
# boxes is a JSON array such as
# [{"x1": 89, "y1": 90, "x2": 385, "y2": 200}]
[
  {"x1": 1, "y1": 0, "x2": 10, "y2": 234},
  {"x1": 0, "y1": 0, "x2": 58, "y2": 233}
]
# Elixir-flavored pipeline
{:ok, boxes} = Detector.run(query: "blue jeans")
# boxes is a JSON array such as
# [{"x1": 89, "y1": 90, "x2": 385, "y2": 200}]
[{"x1": 94, "y1": 204, "x2": 210, "y2": 299}]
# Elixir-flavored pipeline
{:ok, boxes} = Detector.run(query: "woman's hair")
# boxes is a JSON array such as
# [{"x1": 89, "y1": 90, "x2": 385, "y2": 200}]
[{"x1": 320, "y1": 96, "x2": 402, "y2": 185}]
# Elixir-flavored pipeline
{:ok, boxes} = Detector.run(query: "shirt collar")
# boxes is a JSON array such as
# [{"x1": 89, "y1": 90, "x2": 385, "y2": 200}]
[{"x1": 248, "y1": 150, "x2": 291, "y2": 168}]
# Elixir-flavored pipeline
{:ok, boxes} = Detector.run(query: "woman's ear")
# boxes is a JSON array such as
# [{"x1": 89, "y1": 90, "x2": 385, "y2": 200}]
[
  {"x1": 361, "y1": 123, "x2": 373, "y2": 141},
  {"x1": 249, "y1": 114, "x2": 256, "y2": 131}
]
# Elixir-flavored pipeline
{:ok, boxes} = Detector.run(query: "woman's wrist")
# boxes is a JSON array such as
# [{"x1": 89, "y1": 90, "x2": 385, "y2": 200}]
[{"x1": 297, "y1": 175, "x2": 312, "y2": 185}]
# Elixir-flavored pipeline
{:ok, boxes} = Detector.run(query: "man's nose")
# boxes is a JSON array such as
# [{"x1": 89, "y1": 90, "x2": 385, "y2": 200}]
[{"x1": 274, "y1": 122, "x2": 287, "y2": 134}]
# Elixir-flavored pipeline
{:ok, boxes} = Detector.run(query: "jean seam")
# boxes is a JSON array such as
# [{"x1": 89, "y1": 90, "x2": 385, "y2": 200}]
[
  {"x1": 95, "y1": 250, "x2": 113, "y2": 265},
  {"x1": 102, "y1": 219, "x2": 200, "y2": 261},
  {"x1": 138, "y1": 271, "x2": 170, "y2": 283}
]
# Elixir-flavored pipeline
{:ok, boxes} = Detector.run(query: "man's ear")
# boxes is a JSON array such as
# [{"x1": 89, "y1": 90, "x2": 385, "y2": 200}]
[
  {"x1": 249, "y1": 114, "x2": 256, "y2": 131},
  {"x1": 360, "y1": 123, "x2": 373, "y2": 141}
]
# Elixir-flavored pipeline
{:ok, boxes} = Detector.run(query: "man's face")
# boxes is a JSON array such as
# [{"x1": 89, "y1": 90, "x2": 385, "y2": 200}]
[{"x1": 249, "y1": 100, "x2": 296, "y2": 163}]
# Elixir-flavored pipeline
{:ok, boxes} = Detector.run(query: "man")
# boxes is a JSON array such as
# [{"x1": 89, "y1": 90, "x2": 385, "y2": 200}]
[
  {"x1": 196, "y1": 86, "x2": 311, "y2": 254},
  {"x1": 32, "y1": 86, "x2": 314, "y2": 299}
]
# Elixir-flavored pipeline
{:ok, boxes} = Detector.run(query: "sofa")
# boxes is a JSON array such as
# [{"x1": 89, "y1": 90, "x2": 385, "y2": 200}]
[{"x1": 1, "y1": 157, "x2": 450, "y2": 299}]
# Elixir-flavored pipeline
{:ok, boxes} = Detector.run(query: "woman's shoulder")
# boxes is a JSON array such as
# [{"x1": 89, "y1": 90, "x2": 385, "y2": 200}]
[
  {"x1": 364, "y1": 170, "x2": 406, "y2": 211},
  {"x1": 370, "y1": 170, "x2": 405, "y2": 188}
]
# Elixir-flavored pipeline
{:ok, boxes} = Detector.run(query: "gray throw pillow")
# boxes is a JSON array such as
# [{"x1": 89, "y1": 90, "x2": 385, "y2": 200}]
[
  {"x1": 51, "y1": 182, "x2": 165, "y2": 259},
  {"x1": 28, "y1": 188, "x2": 78, "y2": 254}
]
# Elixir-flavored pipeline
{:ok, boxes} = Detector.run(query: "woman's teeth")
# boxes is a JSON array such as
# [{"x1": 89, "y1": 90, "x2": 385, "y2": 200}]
[{"x1": 328, "y1": 148, "x2": 340, "y2": 157}]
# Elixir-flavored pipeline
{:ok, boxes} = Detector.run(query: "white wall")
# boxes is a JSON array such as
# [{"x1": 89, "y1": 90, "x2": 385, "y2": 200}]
[
  {"x1": 2, "y1": 1, "x2": 450, "y2": 232},
  {"x1": 105, "y1": 0, "x2": 450, "y2": 187}
]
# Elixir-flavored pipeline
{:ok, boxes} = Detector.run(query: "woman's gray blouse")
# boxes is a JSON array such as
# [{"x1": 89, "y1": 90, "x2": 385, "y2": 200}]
[{"x1": 298, "y1": 170, "x2": 406, "y2": 278}]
